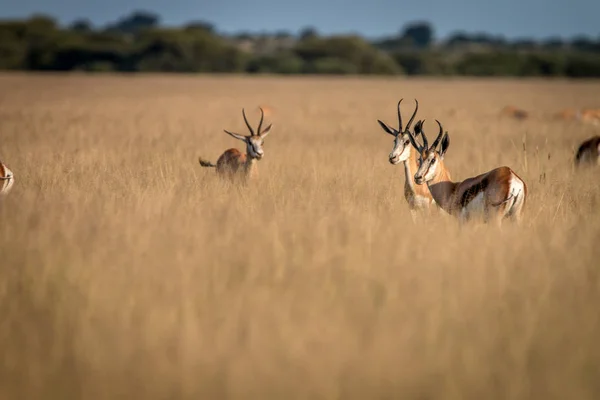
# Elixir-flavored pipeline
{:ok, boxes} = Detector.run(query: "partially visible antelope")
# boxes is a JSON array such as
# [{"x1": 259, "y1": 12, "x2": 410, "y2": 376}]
[
  {"x1": 377, "y1": 99, "x2": 437, "y2": 220},
  {"x1": 555, "y1": 108, "x2": 600, "y2": 126},
  {"x1": 500, "y1": 105, "x2": 528, "y2": 120},
  {"x1": 574, "y1": 135, "x2": 600, "y2": 168},
  {"x1": 0, "y1": 160, "x2": 14, "y2": 197},
  {"x1": 198, "y1": 107, "x2": 273, "y2": 181},
  {"x1": 579, "y1": 109, "x2": 600, "y2": 126},
  {"x1": 408, "y1": 120, "x2": 527, "y2": 226}
]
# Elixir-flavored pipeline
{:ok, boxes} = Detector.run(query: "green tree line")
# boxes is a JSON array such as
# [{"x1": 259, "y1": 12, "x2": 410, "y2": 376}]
[{"x1": 1, "y1": 11, "x2": 599, "y2": 77}]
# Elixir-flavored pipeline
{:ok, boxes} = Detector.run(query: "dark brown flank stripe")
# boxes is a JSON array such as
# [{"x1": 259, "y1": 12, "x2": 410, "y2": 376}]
[{"x1": 459, "y1": 177, "x2": 489, "y2": 209}]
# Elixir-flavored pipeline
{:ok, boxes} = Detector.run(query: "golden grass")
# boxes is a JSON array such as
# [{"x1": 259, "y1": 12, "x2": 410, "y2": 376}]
[{"x1": 1, "y1": 73, "x2": 599, "y2": 399}]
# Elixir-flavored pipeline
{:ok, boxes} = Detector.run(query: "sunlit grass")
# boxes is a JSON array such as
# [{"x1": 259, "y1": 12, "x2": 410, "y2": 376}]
[{"x1": 0, "y1": 73, "x2": 599, "y2": 399}]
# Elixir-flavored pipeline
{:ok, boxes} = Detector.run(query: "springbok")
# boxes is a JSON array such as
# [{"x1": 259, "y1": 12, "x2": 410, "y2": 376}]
[
  {"x1": 198, "y1": 107, "x2": 273, "y2": 181},
  {"x1": 377, "y1": 99, "x2": 437, "y2": 219},
  {"x1": 500, "y1": 105, "x2": 528, "y2": 120},
  {"x1": 574, "y1": 135, "x2": 600, "y2": 168},
  {"x1": 555, "y1": 108, "x2": 600, "y2": 126},
  {"x1": 579, "y1": 109, "x2": 600, "y2": 126},
  {"x1": 0, "y1": 160, "x2": 14, "y2": 197},
  {"x1": 408, "y1": 120, "x2": 527, "y2": 226}
]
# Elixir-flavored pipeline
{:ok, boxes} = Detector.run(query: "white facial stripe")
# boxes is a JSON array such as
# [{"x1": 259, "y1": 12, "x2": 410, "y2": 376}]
[
  {"x1": 424, "y1": 155, "x2": 437, "y2": 181},
  {"x1": 248, "y1": 138, "x2": 264, "y2": 158},
  {"x1": 414, "y1": 152, "x2": 436, "y2": 182},
  {"x1": 390, "y1": 134, "x2": 410, "y2": 161}
]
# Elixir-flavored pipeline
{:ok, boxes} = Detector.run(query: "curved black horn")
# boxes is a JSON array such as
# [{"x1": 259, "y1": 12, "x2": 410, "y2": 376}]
[
  {"x1": 407, "y1": 131, "x2": 421, "y2": 152},
  {"x1": 430, "y1": 119, "x2": 445, "y2": 150},
  {"x1": 257, "y1": 107, "x2": 265, "y2": 135},
  {"x1": 405, "y1": 99, "x2": 419, "y2": 131},
  {"x1": 397, "y1": 98, "x2": 404, "y2": 132},
  {"x1": 242, "y1": 108, "x2": 255, "y2": 136},
  {"x1": 418, "y1": 120, "x2": 429, "y2": 150}
]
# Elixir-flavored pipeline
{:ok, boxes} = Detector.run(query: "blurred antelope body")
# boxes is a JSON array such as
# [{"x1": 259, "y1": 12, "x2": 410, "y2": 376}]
[
  {"x1": 0, "y1": 161, "x2": 14, "y2": 196},
  {"x1": 555, "y1": 108, "x2": 600, "y2": 126},
  {"x1": 409, "y1": 120, "x2": 527, "y2": 226},
  {"x1": 580, "y1": 109, "x2": 600, "y2": 125},
  {"x1": 377, "y1": 99, "x2": 437, "y2": 219},
  {"x1": 574, "y1": 135, "x2": 600, "y2": 167},
  {"x1": 199, "y1": 107, "x2": 273, "y2": 181},
  {"x1": 500, "y1": 105, "x2": 528, "y2": 120},
  {"x1": 258, "y1": 105, "x2": 274, "y2": 117}
]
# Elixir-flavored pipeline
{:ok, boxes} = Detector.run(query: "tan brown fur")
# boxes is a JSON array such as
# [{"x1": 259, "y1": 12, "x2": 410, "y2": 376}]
[
  {"x1": 403, "y1": 146, "x2": 434, "y2": 207},
  {"x1": 555, "y1": 108, "x2": 600, "y2": 125},
  {"x1": 410, "y1": 120, "x2": 527, "y2": 225},
  {"x1": 377, "y1": 99, "x2": 437, "y2": 216},
  {"x1": 215, "y1": 148, "x2": 256, "y2": 179},
  {"x1": 580, "y1": 109, "x2": 600, "y2": 125},
  {"x1": 500, "y1": 105, "x2": 528, "y2": 120},
  {"x1": 199, "y1": 107, "x2": 272, "y2": 182}
]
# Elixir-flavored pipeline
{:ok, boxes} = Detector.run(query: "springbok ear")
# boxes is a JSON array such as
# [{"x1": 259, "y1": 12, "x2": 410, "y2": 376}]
[
  {"x1": 259, "y1": 124, "x2": 273, "y2": 138},
  {"x1": 377, "y1": 120, "x2": 397, "y2": 136},
  {"x1": 439, "y1": 132, "x2": 450, "y2": 158},
  {"x1": 224, "y1": 130, "x2": 247, "y2": 142}
]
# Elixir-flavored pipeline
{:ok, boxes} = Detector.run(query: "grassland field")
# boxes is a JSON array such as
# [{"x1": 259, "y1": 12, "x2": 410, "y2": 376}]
[{"x1": 0, "y1": 73, "x2": 599, "y2": 400}]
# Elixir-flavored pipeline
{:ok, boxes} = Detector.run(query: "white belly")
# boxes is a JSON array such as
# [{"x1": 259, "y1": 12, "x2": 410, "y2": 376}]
[{"x1": 461, "y1": 192, "x2": 485, "y2": 219}]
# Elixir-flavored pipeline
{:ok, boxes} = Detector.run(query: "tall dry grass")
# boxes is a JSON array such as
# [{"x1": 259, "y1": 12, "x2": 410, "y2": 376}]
[{"x1": 0, "y1": 73, "x2": 599, "y2": 400}]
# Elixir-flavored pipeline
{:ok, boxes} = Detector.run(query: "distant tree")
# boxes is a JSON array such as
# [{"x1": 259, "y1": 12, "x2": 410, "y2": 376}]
[
  {"x1": 105, "y1": 10, "x2": 160, "y2": 34},
  {"x1": 275, "y1": 30, "x2": 292, "y2": 39},
  {"x1": 399, "y1": 21, "x2": 434, "y2": 49},
  {"x1": 564, "y1": 53, "x2": 600, "y2": 77},
  {"x1": 511, "y1": 38, "x2": 537, "y2": 50},
  {"x1": 234, "y1": 32, "x2": 253, "y2": 41},
  {"x1": 25, "y1": 14, "x2": 58, "y2": 31},
  {"x1": 571, "y1": 35, "x2": 597, "y2": 52},
  {"x1": 184, "y1": 21, "x2": 215, "y2": 34},
  {"x1": 299, "y1": 27, "x2": 319, "y2": 40},
  {"x1": 2, "y1": 13, "x2": 600, "y2": 77},
  {"x1": 247, "y1": 51, "x2": 303, "y2": 74},
  {"x1": 446, "y1": 32, "x2": 470, "y2": 47},
  {"x1": 69, "y1": 19, "x2": 93, "y2": 33},
  {"x1": 21, "y1": 15, "x2": 62, "y2": 70},
  {"x1": 294, "y1": 35, "x2": 402, "y2": 75},
  {"x1": 542, "y1": 37, "x2": 565, "y2": 49}
]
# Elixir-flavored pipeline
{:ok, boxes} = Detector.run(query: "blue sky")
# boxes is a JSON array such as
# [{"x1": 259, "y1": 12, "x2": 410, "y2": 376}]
[{"x1": 1, "y1": 0, "x2": 597, "y2": 40}]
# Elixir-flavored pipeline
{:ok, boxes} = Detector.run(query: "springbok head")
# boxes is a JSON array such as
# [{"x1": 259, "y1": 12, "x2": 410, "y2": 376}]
[
  {"x1": 409, "y1": 119, "x2": 450, "y2": 185},
  {"x1": 377, "y1": 99, "x2": 420, "y2": 165},
  {"x1": 224, "y1": 107, "x2": 273, "y2": 160}
]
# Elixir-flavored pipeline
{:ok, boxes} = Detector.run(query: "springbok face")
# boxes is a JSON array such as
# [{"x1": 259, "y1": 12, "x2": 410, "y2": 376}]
[
  {"x1": 377, "y1": 99, "x2": 420, "y2": 165},
  {"x1": 246, "y1": 134, "x2": 267, "y2": 160},
  {"x1": 224, "y1": 108, "x2": 273, "y2": 160},
  {"x1": 389, "y1": 134, "x2": 413, "y2": 165},
  {"x1": 409, "y1": 120, "x2": 450, "y2": 185}
]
